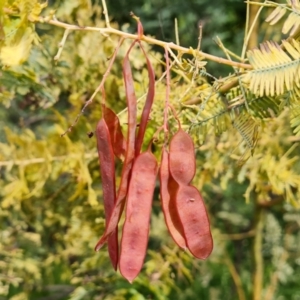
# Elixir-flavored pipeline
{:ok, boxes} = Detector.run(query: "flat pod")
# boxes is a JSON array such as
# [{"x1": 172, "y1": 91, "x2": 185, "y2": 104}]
[
  {"x1": 175, "y1": 185, "x2": 213, "y2": 259},
  {"x1": 96, "y1": 119, "x2": 118, "y2": 270},
  {"x1": 103, "y1": 106, "x2": 126, "y2": 160},
  {"x1": 119, "y1": 151, "x2": 158, "y2": 283},
  {"x1": 134, "y1": 43, "x2": 155, "y2": 157},
  {"x1": 94, "y1": 41, "x2": 138, "y2": 251},
  {"x1": 169, "y1": 129, "x2": 196, "y2": 185},
  {"x1": 159, "y1": 149, "x2": 186, "y2": 249}
]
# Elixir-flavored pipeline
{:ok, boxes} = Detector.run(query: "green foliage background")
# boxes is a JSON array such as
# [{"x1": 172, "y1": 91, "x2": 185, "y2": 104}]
[{"x1": 0, "y1": 1, "x2": 300, "y2": 300}]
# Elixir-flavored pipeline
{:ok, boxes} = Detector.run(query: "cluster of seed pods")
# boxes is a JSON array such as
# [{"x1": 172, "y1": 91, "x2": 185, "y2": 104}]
[
  {"x1": 160, "y1": 129, "x2": 213, "y2": 260},
  {"x1": 94, "y1": 19, "x2": 213, "y2": 283}
]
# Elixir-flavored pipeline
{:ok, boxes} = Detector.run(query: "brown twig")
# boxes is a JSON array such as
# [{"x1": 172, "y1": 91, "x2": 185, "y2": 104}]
[{"x1": 39, "y1": 16, "x2": 252, "y2": 70}]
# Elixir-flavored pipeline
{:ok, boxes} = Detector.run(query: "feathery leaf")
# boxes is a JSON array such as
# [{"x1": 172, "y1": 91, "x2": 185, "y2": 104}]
[
  {"x1": 265, "y1": 0, "x2": 300, "y2": 36},
  {"x1": 245, "y1": 40, "x2": 300, "y2": 97}
]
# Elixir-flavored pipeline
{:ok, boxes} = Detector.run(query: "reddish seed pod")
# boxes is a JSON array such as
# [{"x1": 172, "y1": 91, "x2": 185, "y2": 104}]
[
  {"x1": 103, "y1": 105, "x2": 127, "y2": 160},
  {"x1": 96, "y1": 119, "x2": 118, "y2": 270},
  {"x1": 169, "y1": 129, "x2": 196, "y2": 185},
  {"x1": 94, "y1": 41, "x2": 138, "y2": 251},
  {"x1": 175, "y1": 185, "x2": 213, "y2": 259},
  {"x1": 119, "y1": 150, "x2": 158, "y2": 283},
  {"x1": 159, "y1": 149, "x2": 187, "y2": 249},
  {"x1": 134, "y1": 43, "x2": 155, "y2": 157}
]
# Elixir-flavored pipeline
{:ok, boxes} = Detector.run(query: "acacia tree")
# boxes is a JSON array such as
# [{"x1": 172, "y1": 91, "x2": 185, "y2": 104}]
[{"x1": 0, "y1": 1, "x2": 300, "y2": 300}]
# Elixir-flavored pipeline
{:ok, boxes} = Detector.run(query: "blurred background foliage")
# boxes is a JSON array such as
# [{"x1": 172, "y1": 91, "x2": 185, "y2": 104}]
[{"x1": 0, "y1": 0, "x2": 300, "y2": 300}]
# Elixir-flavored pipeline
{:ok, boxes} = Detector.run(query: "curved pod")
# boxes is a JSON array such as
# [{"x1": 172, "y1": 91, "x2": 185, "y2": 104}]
[
  {"x1": 94, "y1": 42, "x2": 138, "y2": 251},
  {"x1": 119, "y1": 151, "x2": 158, "y2": 283},
  {"x1": 169, "y1": 129, "x2": 196, "y2": 185},
  {"x1": 175, "y1": 185, "x2": 213, "y2": 259},
  {"x1": 96, "y1": 119, "x2": 118, "y2": 270},
  {"x1": 159, "y1": 149, "x2": 186, "y2": 249},
  {"x1": 103, "y1": 105, "x2": 126, "y2": 160},
  {"x1": 134, "y1": 43, "x2": 155, "y2": 157}
]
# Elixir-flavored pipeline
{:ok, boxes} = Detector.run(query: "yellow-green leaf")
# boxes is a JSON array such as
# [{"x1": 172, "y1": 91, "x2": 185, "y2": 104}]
[{"x1": 0, "y1": 26, "x2": 34, "y2": 66}]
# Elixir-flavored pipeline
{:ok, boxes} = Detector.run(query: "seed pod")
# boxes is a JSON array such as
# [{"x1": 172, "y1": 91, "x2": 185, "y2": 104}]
[
  {"x1": 103, "y1": 105, "x2": 126, "y2": 160},
  {"x1": 175, "y1": 185, "x2": 213, "y2": 259},
  {"x1": 96, "y1": 119, "x2": 118, "y2": 270},
  {"x1": 169, "y1": 129, "x2": 196, "y2": 185},
  {"x1": 95, "y1": 41, "x2": 138, "y2": 251},
  {"x1": 119, "y1": 150, "x2": 158, "y2": 283},
  {"x1": 135, "y1": 44, "x2": 155, "y2": 157},
  {"x1": 159, "y1": 149, "x2": 186, "y2": 249}
]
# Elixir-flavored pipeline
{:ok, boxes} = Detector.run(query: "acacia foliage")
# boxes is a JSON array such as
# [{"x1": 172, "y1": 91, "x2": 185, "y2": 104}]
[{"x1": 0, "y1": 0, "x2": 300, "y2": 299}]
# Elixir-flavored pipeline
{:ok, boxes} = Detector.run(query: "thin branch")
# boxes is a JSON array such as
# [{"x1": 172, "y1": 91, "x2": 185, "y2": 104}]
[
  {"x1": 244, "y1": 0, "x2": 251, "y2": 57},
  {"x1": 3, "y1": 7, "x2": 17, "y2": 14},
  {"x1": 175, "y1": 18, "x2": 180, "y2": 46},
  {"x1": 215, "y1": 36, "x2": 250, "y2": 111},
  {"x1": 167, "y1": 46, "x2": 182, "y2": 67},
  {"x1": 247, "y1": 0, "x2": 262, "y2": 51},
  {"x1": 215, "y1": 36, "x2": 242, "y2": 62},
  {"x1": 224, "y1": 255, "x2": 247, "y2": 300},
  {"x1": 176, "y1": 26, "x2": 206, "y2": 104},
  {"x1": 101, "y1": 0, "x2": 111, "y2": 28},
  {"x1": 252, "y1": 204, "x2": 265, "y2": 300},
  {"x1": 264, "y1": 251, "x2": 288, "y2": 300},
  {"x1": 215, "y1": 36, "x2": 233, "y2": 61},
  {"x1": 60, "y1": 37, "x2": 125, "y2": 136},
  {"x1": 197, "y1": 24, "x2": 203, "y2": 52},
  {"x1": 54, "y1": 29, "x2": 71, "y2": 61},
  {"x1": 164, "y1": 47, "x2": 171, "y2": 140},
  {"x1": 258, "y1": 197, "x2": 283, "y2": 207},
  {"x1": 245, "y1": 1, "x2": 284, "y2": 8},
  {"x1": 0, "y1": 153, "x2": 98, "y2": 167},
  {"x1": 241, "y1": 3, "x2": 264, "y2": 60},
  {"x1": 220, "y1": 230, "x2": 255, "y2": 240},
  {"x1": 218, "y1": 78, "x2": 239, "y2": 94},
  {"x1": 282, "y1": 143, "x2": 298, "y2": 159},
  {"x1": 39, "y1": 16, "x2": 252, "y2": 70},
  {"x1": 287, "y1": 135, "x2": 300, "y2": 142}
]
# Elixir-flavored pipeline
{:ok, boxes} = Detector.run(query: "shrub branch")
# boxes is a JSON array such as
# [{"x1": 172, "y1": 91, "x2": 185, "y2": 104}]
[{"x1": 39, "y1": 16, "x2": 252, "y2": 70}]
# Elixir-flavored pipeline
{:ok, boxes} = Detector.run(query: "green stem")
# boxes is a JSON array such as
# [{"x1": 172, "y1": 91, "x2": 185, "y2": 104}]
[
  {"x1": 252, "y1": 202, "x2": 265, "y2": 300},
  {"x1": 225, "y1": 255, "x2": 247, "y2": 300},
  {"x1": 241, "y1": 0, "x2": 264, "y2": 60}
]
